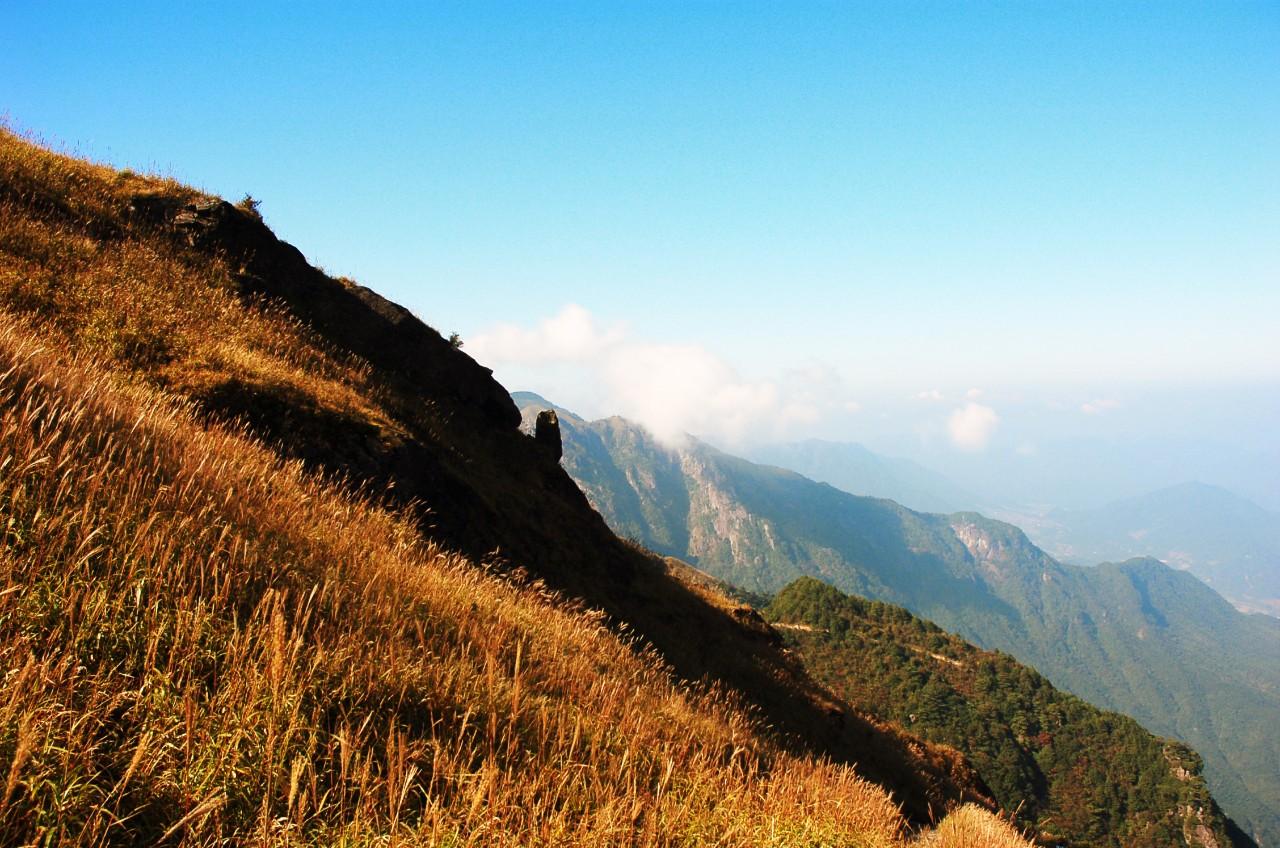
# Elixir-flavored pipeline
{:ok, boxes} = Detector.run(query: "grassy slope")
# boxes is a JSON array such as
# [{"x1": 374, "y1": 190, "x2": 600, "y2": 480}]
[{"x1": 0, "y1": 128, "x2": 1029, "y2": 845}]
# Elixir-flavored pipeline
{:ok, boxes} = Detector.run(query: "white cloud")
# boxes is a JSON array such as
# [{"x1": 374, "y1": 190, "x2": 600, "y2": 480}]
[
  {"x1": 1081, "y1": 398, "x2": 1121, "y2": 415},
  {"x1": 966, "y1": 387, "x2": 984, "y2": 399},
  {"x1": 466, "y1": 303, "x2": 625, "y2": 365},
  {"x1": 468, "y1": 304, "x2": 850, "y2": 447},
  {"x1": 947, "y1": 403, "x2": 1000, "y2": 451},
  {"x1": 916, "y1": 389, "x2": 945, "y2": 402},
  {"x1": 602, "y1": 343, "x2": 780, "y2": 445}
]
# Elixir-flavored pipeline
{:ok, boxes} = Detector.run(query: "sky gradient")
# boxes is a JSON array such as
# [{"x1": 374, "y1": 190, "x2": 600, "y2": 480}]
[{"x1": 5, "y1": 2, "x2": 1278, "y2": 501}]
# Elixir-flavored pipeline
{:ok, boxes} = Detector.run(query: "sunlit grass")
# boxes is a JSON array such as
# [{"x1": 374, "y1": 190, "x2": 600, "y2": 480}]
[
  {"x1": 0, "y1": 315, "x2": 910, "y2": 845},
  {"x1": 914, "y1": 804, "x2": 1034, "y2": 848}
]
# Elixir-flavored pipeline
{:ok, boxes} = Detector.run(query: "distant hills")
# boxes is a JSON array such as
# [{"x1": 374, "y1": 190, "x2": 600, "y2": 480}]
[
  {"x1": 748, "y1": 439, "x2": 984, "y2": 514},
  {"x1": 901, "y1": 434, "x2": 1280, "y2": 516},
  {"x1": 751, "y1": 447, "x2": 1280, "y2": 620},
  {"x1": 514, "y1": 393, "x2": 1280, "y2": 846},
  {"x1": 1014, "y1": 481, "x2": 1280, "y2": 617}
]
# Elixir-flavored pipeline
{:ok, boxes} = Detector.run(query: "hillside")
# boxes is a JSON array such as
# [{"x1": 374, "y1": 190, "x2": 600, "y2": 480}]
[
  {"x1": 515, "y1": 394, "x2": 1277, "y2": 846},
  {"x1": 0, "y1": 128, "x2": 1022, "y2": 844},
  {"x1": 1021, "y1": 482, "x2": 1280, "y2": 616},
  {"x1": 749, "y1": 439, "x2": 982, "y2": 514},
  {"x1": 767, "y1": 578, "x2": 1246, "y2": 848}
]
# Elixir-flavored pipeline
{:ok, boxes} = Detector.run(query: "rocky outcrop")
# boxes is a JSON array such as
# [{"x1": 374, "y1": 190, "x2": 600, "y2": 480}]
[
  {"x1": 131, "y1": 194, "x2": 519, "y2": 431},
  {"x1": 534, "y1": 409, "x2": 562, "y2": 460}
]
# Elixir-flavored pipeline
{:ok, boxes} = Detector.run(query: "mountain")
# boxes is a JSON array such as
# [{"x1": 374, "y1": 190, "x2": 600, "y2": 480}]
[
  {"x1": 1018, "y1": 482, "x2": 1280, "y2": 617},
  {"x1": 750, "y1": 439, "x2": 983, "y2": 514},
  {"x1": 767, "y1": 577, "x2": 1249, "y2": 848},
  {"x1": 0, "y1": 128, "x2": 1026, "y2": 844},
  {"x1": 903, "y1": 434, "x2": 1280, "y2": 515},
  {"x1": 514, "y1": 394, "x2": 1279, "y2": 846}
]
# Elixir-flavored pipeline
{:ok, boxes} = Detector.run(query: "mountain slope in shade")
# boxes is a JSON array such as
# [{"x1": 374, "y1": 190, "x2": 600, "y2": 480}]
[
  {"x1": 1021, "y1": 482, "x2": 1280, "y2": 616},
  {"x1": 766, "y1": 577, "x2": 1252, "y2": 848},
  {"x1": 514, "y1": 394, "x2": 1280, "y2": 847},
  {"x1": 750, "y1": 439, "x2": 983, "y2": 514}
]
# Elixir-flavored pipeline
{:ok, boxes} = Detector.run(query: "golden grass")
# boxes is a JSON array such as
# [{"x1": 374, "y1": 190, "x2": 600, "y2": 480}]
[
  {"x1": 914, "y1": 804, "x2": 1034, "y2": 848},
  {"x1": 0, "y1": 313, "x2": 910, "y2": 846},
  {"x1": 0, "y1": 126, "x2": 1033, "y2": 846},
  {"x1": 0, "y1": 125, "x2": 375, "y2": 403}
]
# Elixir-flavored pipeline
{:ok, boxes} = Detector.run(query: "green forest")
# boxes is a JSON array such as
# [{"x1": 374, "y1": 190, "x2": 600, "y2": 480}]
[{"x1": 766, "y1": 578, "x2": 1245, "y2": 848}]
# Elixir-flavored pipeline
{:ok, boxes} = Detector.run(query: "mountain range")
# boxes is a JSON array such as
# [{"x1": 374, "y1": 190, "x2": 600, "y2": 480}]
[
  {"x1": 748, "y1": 439, "x2": 984, "y2": 514},
  {"x1": 514, "y1": 393, "x2": 1280, "y2": 846},
  {"x1": 1005, "y1": 482, "x2": 1280, "y2": 617}
]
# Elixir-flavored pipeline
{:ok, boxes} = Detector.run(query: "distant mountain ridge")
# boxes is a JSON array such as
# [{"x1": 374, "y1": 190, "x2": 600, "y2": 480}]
[
  {"x1": 1019, "y1": 481, "x2": 1280, "y2": 616},
  {"x1": 749, "y1": 439, "x2": 983, "y2": 514},
  {"x1": 514, "y1": 392, "x2": 1280, "y2": 846}
]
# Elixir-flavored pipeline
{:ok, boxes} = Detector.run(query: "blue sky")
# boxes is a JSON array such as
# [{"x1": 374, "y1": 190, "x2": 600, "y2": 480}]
[{"x1": 5, "y1": 2, "x2": 1278, "y2": 494}]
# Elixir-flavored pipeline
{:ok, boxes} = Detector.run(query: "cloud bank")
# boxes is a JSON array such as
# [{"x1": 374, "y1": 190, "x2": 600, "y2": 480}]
[
  {"x1": 947, "y1": 402, "x2": 1000, "y2": 451},
  {"x1": 468, "y1": 304, "x2": 855, "y2": 446},
  {"x1": 1081, "y1": 398, "x2": 1121, "y2": 415},
  {"x1": 463, "y1": 303, "x2": 624, "y2": 363}
]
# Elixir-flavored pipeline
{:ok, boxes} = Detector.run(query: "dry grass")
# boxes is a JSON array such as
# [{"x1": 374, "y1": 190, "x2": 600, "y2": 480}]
[
  {"x1": 0, "y1": 126, "x2": 1033, "y2": 846},
  {"x1": 0, "y1": 125, "x2": 384, "y2": 431},
  {"x1": 0, "y1": 313, "x2": 909, "y2": 846},
  {"x1": 914, "y1": 805, "x2": 1034, "y2": 848}
]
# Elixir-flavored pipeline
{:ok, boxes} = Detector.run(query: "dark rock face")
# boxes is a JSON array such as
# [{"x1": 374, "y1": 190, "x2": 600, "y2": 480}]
[
  {"x1": 534, "y1": 409, "x2": 562, "y2": 460},
  {"x1": 133, "y1": 193, "x2": 520, "y2": 431}
]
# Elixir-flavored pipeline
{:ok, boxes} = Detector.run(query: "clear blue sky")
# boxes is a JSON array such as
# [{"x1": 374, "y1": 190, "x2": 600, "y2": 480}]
[{"x1": 5, "y1": 2, "x2": 1278, "y2": 490}]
